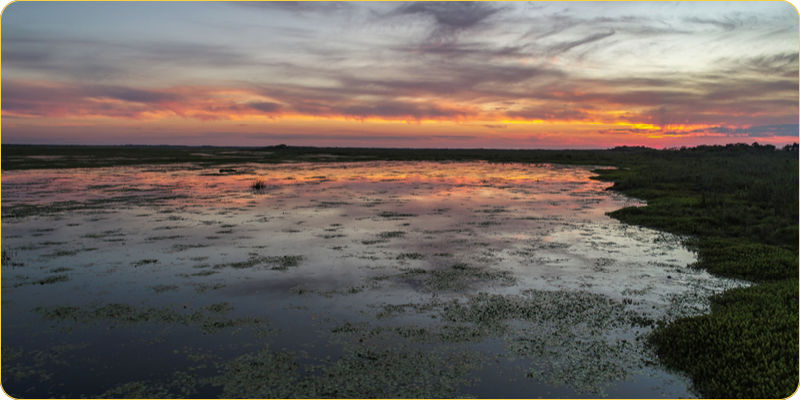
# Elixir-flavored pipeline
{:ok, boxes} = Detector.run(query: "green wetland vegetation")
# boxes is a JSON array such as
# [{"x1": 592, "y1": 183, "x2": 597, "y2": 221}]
[{"x1": 1, "y1": 143, "x2": 797, "y2": 398}]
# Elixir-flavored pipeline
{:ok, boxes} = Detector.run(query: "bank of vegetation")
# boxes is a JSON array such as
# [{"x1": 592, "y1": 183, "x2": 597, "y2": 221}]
[
  {"x1": 591, "y1": 144, "x2": 798, "y2": 399},
  {"x1": 3, "y1": 142, "x2": 797, "y2": 398}
]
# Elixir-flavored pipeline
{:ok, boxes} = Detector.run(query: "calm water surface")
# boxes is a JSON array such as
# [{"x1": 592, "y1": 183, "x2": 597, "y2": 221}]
[{"x1": 1, "y1": 161, "x2": 749, "y2": 398}]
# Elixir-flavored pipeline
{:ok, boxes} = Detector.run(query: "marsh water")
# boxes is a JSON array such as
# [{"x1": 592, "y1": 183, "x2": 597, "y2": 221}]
[{"x1": 1, "y1": 161, "x2": 750, "y2": 398}]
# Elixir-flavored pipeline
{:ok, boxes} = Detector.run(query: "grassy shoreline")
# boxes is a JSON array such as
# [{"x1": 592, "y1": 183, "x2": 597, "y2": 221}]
[
  {"x1": 3, "y1": 143, "x2": 798, "y2": 397},
  {"x1": 589, "y1": 149, "x2": 798, "y2": 398}
]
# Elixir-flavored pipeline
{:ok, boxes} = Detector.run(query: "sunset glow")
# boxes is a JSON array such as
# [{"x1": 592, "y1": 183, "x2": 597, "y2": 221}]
[{"x1": 2, "y1": 1, "x2": 798, "y2": 148}]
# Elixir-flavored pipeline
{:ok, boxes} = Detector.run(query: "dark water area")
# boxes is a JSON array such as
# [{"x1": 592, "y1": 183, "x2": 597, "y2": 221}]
[{"x1": 1, "y1": 161, "x2": 749, "y2": 398}]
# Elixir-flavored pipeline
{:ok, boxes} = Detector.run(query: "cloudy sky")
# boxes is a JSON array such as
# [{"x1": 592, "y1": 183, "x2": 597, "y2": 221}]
[{"x1": 2, "y1": 1, "x2": 798, "y2": 148}]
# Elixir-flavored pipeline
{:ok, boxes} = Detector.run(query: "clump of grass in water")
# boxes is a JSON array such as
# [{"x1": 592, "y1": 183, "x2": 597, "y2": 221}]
[
  {"x1": 34, "y1": 275, "x2": 69, "y2": 285},
  {"x1": 212, "y1": 254, "x2": 303, "y2": 271},
  {"x1": 191, "y1": 270, "x2": 219, "y2": 277},
  {"x1": 378, "y1": 231, "x2": 405, "y2": 239},
  {"x1": 396, "y1": 253, "x2": 424, "y2": 260},
  {"x1": 41, "y1": 248, "x2": 98, "y2": 258},
  {"x1": 377, "y1": 211, "x2": 418, "y2": 219},
  {"x1": 151, "y1": 284, "x2": 179, "y2": 293},
  {"x1": 251, "y1": 179, "x2": 267, "y2": 190},
  {"x1": 133, "y1": 259, "x2": 158, "y2": 267},
  {"x1": 1, "y1": 250, "x2": 24, "y2": 267},
  {"x1": 193, "y1": 283, "x2": 227, "y2": 294},
  {"x1": 172, "y1": 244, "x2": 210, "y2": 252}
]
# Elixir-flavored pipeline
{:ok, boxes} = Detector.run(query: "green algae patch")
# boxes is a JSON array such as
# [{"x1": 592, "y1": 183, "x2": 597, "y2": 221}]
[
  {"x1": 648, "y1": 278, "x2": 799, "y2": 399},
  {"x1": 34, "y1": 303, "x2": 270, "y2": 335}
]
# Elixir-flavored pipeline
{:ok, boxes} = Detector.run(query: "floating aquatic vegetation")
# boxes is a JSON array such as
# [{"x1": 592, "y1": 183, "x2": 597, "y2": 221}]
[
  {"x1": 33, "y1": 274, "x2": 70, "y2": 285},
  {"x1": 396, "y1": 252, "x2": 425, "y2": 260},
  {"x1": 212, "y1": 254, "x2": 304, "y2": 271},
  {"x1": 377, "y1": 211, "x2": 418, "y2": 219},
  {"x1": 151, "y1": 284, "x2": 179, "y2": 293},
  {"x1": 171, "y1": 244, "x2": 211, "y2": 252},
  {"x1": 190, "y1": 270, "x2": 218, "y2": 277},
  {"x1": 396, "y1": 263, "x2": 517, "y2": 292},
  {"x1": 207, "y1": 344, "x2": 483, "y2": 399},
  {"x1": 378, "y1": 231, "x2": 406, "y2": 239},
  {"x1": 40, "y1": 248, "x2": 97, "y2": 258},
  {"x1": 192, "y1": 283, "x2": 228, "y2": 294},
  {"x1": 34, "y1": 302, "x2": 270, "y2": 335},
  {"x1": 133, "y1": 259, "x2": 159, "y2": 267}
]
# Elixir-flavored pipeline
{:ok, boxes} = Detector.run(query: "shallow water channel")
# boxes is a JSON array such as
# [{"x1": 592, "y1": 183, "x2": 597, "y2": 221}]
[{"x1": 1, "y1": 161, "x2": 750, "y2": 398}]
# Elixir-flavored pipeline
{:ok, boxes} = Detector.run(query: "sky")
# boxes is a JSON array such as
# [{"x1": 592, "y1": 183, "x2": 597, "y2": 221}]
[{"x1": 1, "y1": 1, "x2": 798, "y2": 149}]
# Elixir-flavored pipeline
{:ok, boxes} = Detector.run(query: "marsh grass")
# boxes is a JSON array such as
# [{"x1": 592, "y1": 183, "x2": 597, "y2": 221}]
[{"x1": 251, "y1": 179, "x2": 268, "y2": 190}]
